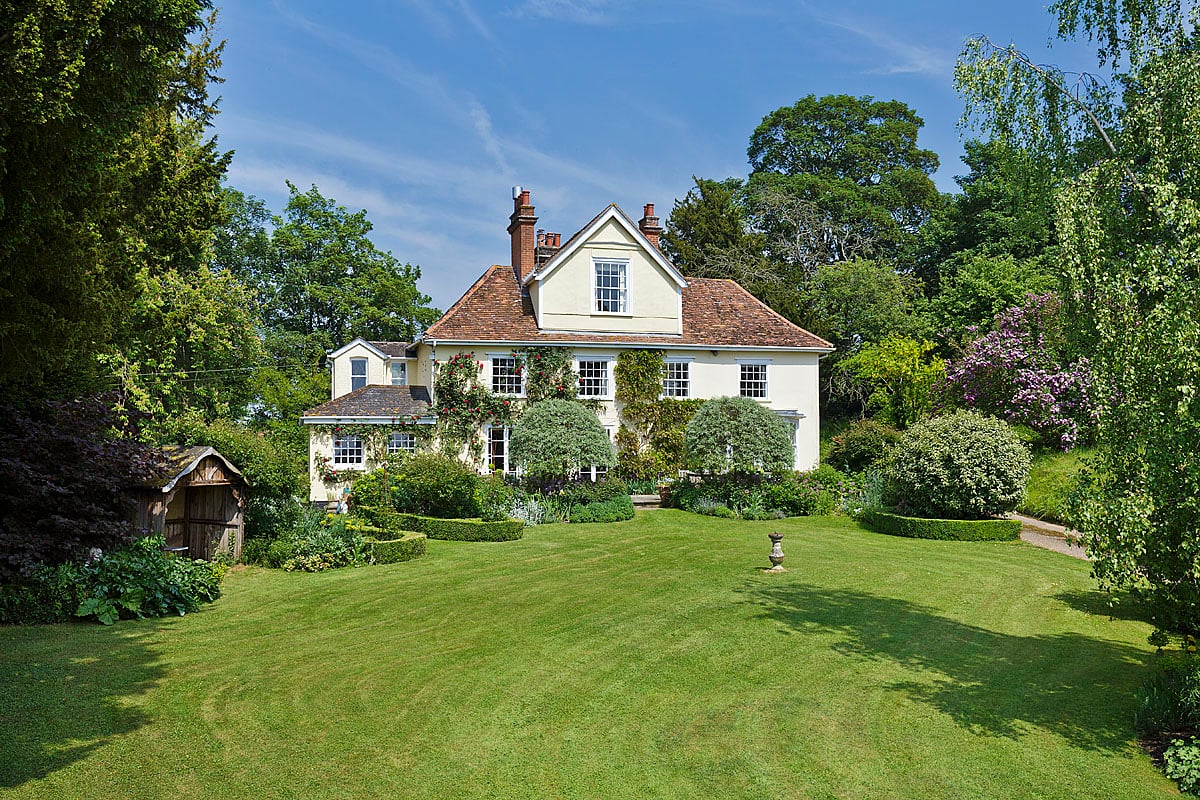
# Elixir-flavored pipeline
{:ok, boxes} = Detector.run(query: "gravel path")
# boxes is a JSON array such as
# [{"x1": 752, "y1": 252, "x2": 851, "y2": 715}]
[{"x1": 1009, "y1": 514, "x2": 1090, "y2": 560}]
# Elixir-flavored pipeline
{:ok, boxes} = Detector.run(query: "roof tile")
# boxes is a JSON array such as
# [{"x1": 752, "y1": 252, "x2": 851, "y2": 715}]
[{"x1": 303, "y1": 385, "x2": 433, "y2": 418}]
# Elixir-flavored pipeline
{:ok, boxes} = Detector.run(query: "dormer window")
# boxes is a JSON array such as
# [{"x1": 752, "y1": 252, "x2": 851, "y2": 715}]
[
  {"x1": 350, "y1": 358, "x2": 368, "y2": 391},
  {"x1": 594, "y1": 259, "x2": 628, "y2": 314}
]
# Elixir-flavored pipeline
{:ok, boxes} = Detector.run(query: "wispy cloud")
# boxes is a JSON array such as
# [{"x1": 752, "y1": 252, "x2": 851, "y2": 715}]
[
  {"x1": 507, "y1": 0, "x2": 624, "y2": 26},
  {"x1": 810, "y1": 11, "x2": 955, "y2": 78}
]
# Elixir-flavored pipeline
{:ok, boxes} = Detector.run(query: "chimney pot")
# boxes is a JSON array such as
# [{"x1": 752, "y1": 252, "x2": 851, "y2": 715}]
[
  {"x1": 639, "y1": 202, "x2": 663, "y2": 250},
  {"x1": 508, "y1": 188, "x2": 538, "y2": 281}
]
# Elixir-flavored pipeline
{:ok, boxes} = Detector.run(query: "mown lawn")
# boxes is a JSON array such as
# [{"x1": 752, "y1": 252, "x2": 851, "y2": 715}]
[
  {"x1": 1019, "y1": 447, "x2": 1091, "y2": 524},
  {"x1": 0, "y1": 511, "x2": 1175, "y2": 799}
]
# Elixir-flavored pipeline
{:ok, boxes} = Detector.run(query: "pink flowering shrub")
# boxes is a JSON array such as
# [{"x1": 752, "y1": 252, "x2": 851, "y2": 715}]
[{"x1": 943, "y1": 293, "x2": 1096, "y2": 449}]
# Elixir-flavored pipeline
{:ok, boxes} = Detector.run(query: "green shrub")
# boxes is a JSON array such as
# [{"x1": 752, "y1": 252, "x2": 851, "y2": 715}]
[
  {"x1": 1164, "y1": 738, "x2": 1200, "y2": 796},
  {"x1": 395, "y1": 453, "x2": 479, "y2": 518},
  {"x1": 75, "y1": 535, "x2": 226, "y2": 624},
  {"x1": 510, "y1": 399, "x2": 615, "y2": 478},
  {"x1": 363, "y1": 533, "x2": 426, "y2": 564},
  {"x1": 240, "y1": 538, "x2": 272, "y2": 566},
  {"x1": 1135, "y1": 651, "x2": 1200, "y2": 735},
  {"x1": 0, "y1": 563, "x2": 86, "y2": 624},
  {"x1": 569, "y1": 495, "x2": 635, "y2": 523},
  {"x1": 392, "y1": 513, "x2": 524, "y2": 542},
  {"x1": 685, "y1": 396, "x2": 794, "y2": 474},
  {"x1": 861, "y1": 509, "x2": 1021, "y2": 541},
  {"x1": 763, "y1": 474, "x2": 824, "y2": 516},
  {"x1": 477, "y1": 472, "x2": 516, "y2": 522},
  {"x1": 261, "y1": 508, "x2": 366, "y2": 572},
  {"x1": 351, "y1": 468, "x2": 398, "y2": 512},
  {"x1": 692, "y1": 498, "x2": 736, "y2": 518},
  {"x1": 886, "y1": 411, "x2": 1030, "y2": 519},
  {"x1": 826, "y1": 419, "x2": 901, "y2": 473}
]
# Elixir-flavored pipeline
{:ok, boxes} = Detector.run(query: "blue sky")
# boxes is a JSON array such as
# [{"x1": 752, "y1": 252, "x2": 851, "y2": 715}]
[{"x1": 213, "y1": 0, "x2": 1093, "y2": 311}]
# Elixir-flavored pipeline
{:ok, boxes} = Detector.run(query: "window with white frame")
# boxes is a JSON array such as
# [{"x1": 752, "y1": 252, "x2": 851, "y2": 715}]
[
  {"x1": 739, "y1": 362, "x2": 768, "y2": 398},
  {"x1": 663, "y1": 360, "x2": 690, "y2": 398},
  {"x1": 577, "y1": 359, "x2": 610, "y2": 398},
  {"x1": 594, "y1": 260, "x2": 628, "y2": 313},
  {"x1": 487, "y1": 425, "x2": 514, "y2": 473},
  {"x1": 491, "y1": 356, "x2": 523, "y2": 395},
  {"x1": 350, "y1": 358, "x2": 368, "y2": 391},
  {"x1": 387, "y1": 432, "x2": 416, "y2": 455},
  {"x1": 582, "y1": 426, "x2": 615, "y2": 481},
  {"x1": 332, "y1": 435, "x2": 364, "y2": 466},
  {"x1": 390, "y1": 361, "x2": 407, "y2": 386}
]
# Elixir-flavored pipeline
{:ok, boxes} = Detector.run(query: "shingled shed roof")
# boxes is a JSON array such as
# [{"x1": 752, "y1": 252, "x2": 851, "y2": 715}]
[
  {"x1": 137, "y1": 446, "x2": 246, "y2": 492},
  {"x1": 302, "y1": 384, "x2": 433, "y2": 419},
  {"x1": 423, "y1": 265, "x2": 834, "y2": 350}
]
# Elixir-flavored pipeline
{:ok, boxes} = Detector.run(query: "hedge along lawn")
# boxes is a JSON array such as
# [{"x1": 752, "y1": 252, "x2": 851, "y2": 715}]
[{"x1": 0, "y1": 512, "x2": 1174, "y2": 799}]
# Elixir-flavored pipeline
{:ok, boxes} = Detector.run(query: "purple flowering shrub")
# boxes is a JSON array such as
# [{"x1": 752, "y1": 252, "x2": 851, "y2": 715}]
[{"x1": 943, "y1": 293, "x2": 1096, "y2": 449}]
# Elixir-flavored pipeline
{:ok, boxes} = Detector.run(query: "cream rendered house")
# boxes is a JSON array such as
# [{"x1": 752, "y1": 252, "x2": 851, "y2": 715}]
[{"x1": 302, "y1": 190, "x2": 833, "y2": 503}]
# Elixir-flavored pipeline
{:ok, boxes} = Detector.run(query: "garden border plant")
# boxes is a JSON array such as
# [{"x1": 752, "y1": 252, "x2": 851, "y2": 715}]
[{"x1": 860, "y1": 508, "x2": 1021, "y2": 541}]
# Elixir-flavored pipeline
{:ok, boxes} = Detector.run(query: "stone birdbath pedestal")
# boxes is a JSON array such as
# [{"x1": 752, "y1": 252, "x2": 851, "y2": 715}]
[{"x1": 765, "y1": 532, "x2": 786, "y2": 572}]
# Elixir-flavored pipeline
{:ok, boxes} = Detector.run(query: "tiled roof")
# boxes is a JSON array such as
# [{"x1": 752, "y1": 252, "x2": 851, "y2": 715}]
[
  {"x1": 302, "y1": 385, "x2": 433, "y2": 418},
  {"x1": 367, "y1": 341, "x2": 415, "y2": 357},
  {"x1": 423, "y1": 265, "x2": 833, "y2": 350}
]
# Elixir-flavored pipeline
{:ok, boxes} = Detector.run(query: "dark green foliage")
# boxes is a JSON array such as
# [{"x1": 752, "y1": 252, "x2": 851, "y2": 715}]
[
  {"x1": 826, "y1": 419, "x2": 902, "y2": 473},
  {"x1": 239, "y1": 538, "x2": 271, "y2": 567},
  {"x1": 476, "y1": 472, "x2": 516, "y2": 522},
  {"x1": 351, "y1": 469, "x2": 396, "y2": 512},
  {"x1": 0, "y1": 0, "x2": 223, "y2": 399},
  {"x1": 516, "y1": 346, "x2": 579, "y2": 402},
  {"x1": 74, "y1": 535, "x2": 225, "y2": 625},
  {"x1": 395, "y1": 453, "x2": 480, "y2": 519},
  {"x1": 1135, "y1": 651, "x2": 1200, "y2": 735},
  {"x1": 391, "y1": 514, "x2": 524, "y2": 542},
  {"x1": 613, "y1": 350, "x2": 704, "y2": 480},
  {"x1": 861, "y1": 509, "x2": 1021, "y2": 541},
  {"x1": 0, "y1": 395, "x2": 160, "y2": 577},
  {"x1": 661, "y1": 177, "x2": 760, "y2": 272},
  {"x1": 886, "y1": 411, "x2": 1030, "y2": 519},
  {"x1": 363, "y1": 533, "x2": 426, "y2": 565},
  {"x1": 166, "y1": 415, "x2": 305, "y2": 542},
  {"x1": 0, "y1": 563, "x2": 86, "y2": 624},
  {"x1": 686, "y1": 396, "x2": 794, "y2": 474},
  {"x1": 509, "y1": 399, "x2": 615, "y2": 479},
  {"x1": 569, "y1": 496, "x2": 636, "y2": 524}
]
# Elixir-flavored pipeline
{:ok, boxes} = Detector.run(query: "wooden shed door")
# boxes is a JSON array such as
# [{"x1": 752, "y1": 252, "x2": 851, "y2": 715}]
[{"x1": 185, "y1": 486, "x2": 237, "y2": 560}]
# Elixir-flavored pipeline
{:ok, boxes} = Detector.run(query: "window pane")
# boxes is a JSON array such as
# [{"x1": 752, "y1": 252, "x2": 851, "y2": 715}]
[
  {"x1": 333, "y1": 435, "x2": 364, "y2": 465},
  {"x1": 350, "y1": 358, "x2": 368, "y2": 391},
  {"x1": 390, "y1": 362, "x2": 407, "y2": 386},
  {"x1": 739, "y1": 363, "x2": 767, "y2": 398},
  {"x1": 491, "y1": 357, "x2": 522, "y2": 394},
  {"x1": 663, "y1": 361, "x2": 690, "y2": 398},
  {"x1": 578, "y1": 360, "x2": 609, "y2": 397},
  {"x1": 488, "y1": 426, "x2": 508, "y2": 472},
  {"x1": 387, "y1": 432, "x2": 415, "y2": 454},
  {"x1": 594, "y1": 261, "x2": 627, "y2": 313}
]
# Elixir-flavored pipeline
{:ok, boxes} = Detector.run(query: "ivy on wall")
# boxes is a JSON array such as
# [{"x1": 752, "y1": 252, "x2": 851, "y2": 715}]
[{"x1": 613, "y1": 350, "x2": 703, "y2": 481}]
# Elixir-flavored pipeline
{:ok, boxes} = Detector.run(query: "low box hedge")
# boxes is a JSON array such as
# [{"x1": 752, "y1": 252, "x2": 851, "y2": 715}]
[
  {"x1": 861, "y1": 509, "x2": 1021, "y2": 542},
  {"x1": 392, "y1": 513, "x2": 524, "y2": 542},
  {"x1": 364, "y1": 532, "x2": 427, "y2": 564}
]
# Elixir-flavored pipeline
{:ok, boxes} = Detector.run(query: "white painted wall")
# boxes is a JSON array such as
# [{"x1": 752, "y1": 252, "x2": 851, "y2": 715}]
[
  {"x1": 328, "y1": 342, "x2": 415, "y2": 399},
  {"x1": 534, "y1": 218, "x2": 681, "y2": 334}
]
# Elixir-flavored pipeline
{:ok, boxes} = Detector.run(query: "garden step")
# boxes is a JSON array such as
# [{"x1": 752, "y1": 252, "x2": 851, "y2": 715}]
[{"x1": 631, "y1": 494, "x2": 661, "y2": 508}]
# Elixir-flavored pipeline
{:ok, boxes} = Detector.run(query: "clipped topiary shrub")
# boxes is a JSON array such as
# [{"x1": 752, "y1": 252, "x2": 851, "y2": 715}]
[
  {"x1": 826, "y1": 419, "x2": 901, "y2": 473},
  {"x1": 392, "y1": 513, "x2": 524, "y2": 542},
  {"x1": 685, "y1": 396, "x2": 794, "y2": 474},
  {"x1": 395, "y1": 453, "x2": 479, "y2": 519},
  {"x1": 510, "y1": 399, "x2": 615, "y2": 479},
  {"x1": 363, "y1": 533, "x2": 427, "y2": 564},
  {"x1": 886, "y1": 410, "x2": 1030, "y2": 519},
  {"x1": 569, "y1": 495, "x2": 635, "y2": 523},
  {"x1": 861, "y1": 509, "x2": 1021, "y2": 541}
]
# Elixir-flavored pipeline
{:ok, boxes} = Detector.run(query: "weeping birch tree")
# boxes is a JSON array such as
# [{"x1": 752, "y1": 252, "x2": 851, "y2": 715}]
[{"x1": 958, "y1": 1, "x2": 1200, "y2": 638}]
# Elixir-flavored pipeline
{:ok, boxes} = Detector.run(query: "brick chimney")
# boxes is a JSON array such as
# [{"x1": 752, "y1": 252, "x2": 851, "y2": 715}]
[
  {"x1": 508, "y1": 188, "x2": 538, "y2": 281},
  {"x1": 639, "y1": 203, "x2": 663, "y2": 250},
  {"x1": 535, "y1": 230, "x2": 562, "y2": 268}
]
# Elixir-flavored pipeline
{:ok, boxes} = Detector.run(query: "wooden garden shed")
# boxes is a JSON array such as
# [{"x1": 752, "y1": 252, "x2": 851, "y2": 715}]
[{"x1": 131, "y1": 446, "x2": 247, "y2": 561}]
